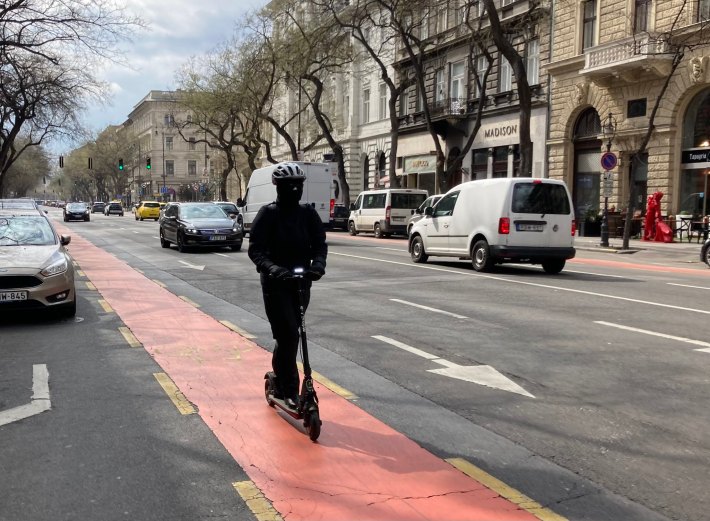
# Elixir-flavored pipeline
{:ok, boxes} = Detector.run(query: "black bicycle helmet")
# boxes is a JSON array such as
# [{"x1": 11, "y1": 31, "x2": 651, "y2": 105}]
[{"x1": 272, "y1": 162, "x2": 306, "y2": 184}]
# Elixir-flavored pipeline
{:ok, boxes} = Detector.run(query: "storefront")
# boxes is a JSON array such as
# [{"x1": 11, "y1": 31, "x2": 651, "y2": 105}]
[
  {"x1": 402, "y1": 155, "x2": 436, "y2": 195},
  {"x1": 679, "y1": 88, "x2": 710, "y2": 217}
]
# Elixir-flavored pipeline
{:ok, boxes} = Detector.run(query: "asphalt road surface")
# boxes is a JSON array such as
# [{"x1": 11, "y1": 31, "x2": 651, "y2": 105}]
[{"x1": 2, "y1": 206, "x2": 708, "y2": 521}]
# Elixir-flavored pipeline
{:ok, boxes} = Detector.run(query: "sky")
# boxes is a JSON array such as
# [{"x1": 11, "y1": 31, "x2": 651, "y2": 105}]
[{"x1": 81, "y1": 0, "x2": 267, "y2": 139}]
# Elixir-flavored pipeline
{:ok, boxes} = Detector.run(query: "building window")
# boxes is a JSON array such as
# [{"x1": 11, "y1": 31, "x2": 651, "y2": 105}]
[
  {"x1": 699, "y1": 0, "x2": 710, "y2": 21},
  {"x1": 526, "y1": 39, "x2": 540, "y2": 85},
  {"x1": 188, "y1": 160, "x2": 197, "y2": 176},
  {"x1": 362, "y1": 88, "x2": 370, "y2": 124},
  {"x1": 499, "y1": 56, "x2": 512, "y2": 92},
  {"x1": 186, "y1": 114, "x2": 192, "y2": 123},
  {"x1": 164, "y1": 114, "x2": 174, "y2": 126},
  {"x1": 420, "y1": 11, "x2": 430, "y2": 40},
  {"x1": 472, "y1": 148, "x2": 488, "y2": 180},
  {"x1": 493, "y1": 146, "x2": 508, "y2": 178},
  {"x1": 475, "y1": 56, "x2": 488, "y2": 97},
  {"x1": 634, "y1": 0, "x2": 651, "y2": 32},
  {"x1": 416, "y1": 85, "x2": 424, "y2": 112},
  {"x1": 582, "y1": 0, "x2": 597, "y2": 50},
  {"x1": 435, "y1": 69, "x2": 445, "y2": 102},
  {"x1": 379, "y1": 83, "x2": 387, "y2": 120},
  {"x1": 165, "y1": 160, "x2": 175, "y2": 177},
  {"x1": 449, "y1": 60, "x2": 465, "y2": 99},
  {"x1": 165, "y1": 136, "x2": 173, "y2": 151},
  {"x1": 437, "y1": 4, "x2": 447, "y2": 32},
  {"x1": 399, "y1": 87, "x2": 411, "y2": 116},
  {"x1": 189, "y1": 137, "x2": 196, "y2": 150},
  {"x1": 628, "y1": 98, "x2": 647, "y2": 118}
]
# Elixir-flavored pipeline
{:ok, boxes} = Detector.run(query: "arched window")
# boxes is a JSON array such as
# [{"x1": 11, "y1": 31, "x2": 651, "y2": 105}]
[
  {"x1": 378, "y1": 152, "x2": 386, "y2": 179},
  {"x1": 573, "y1": 108, "x2": 601, "y2": 140}
]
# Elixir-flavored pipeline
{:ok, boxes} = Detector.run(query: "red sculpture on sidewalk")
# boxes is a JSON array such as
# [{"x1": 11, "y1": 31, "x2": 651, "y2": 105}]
[{"x1": 643, "y1": 191, "x2": 673, "y2": 242}]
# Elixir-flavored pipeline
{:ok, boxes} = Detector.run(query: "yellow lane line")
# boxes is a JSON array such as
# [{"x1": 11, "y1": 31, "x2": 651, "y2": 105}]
[
  {"x1": 297, "y1": 362, "x2": 357, "y2": 400},
  {"x1": 178, "y1": 295, "x2": 200, "y2": 308},
  {"x1": 219, "y1": 320, "x2": 256, "y2": 339},
  {"x1": 232, "y1": 481, "x2": 282, "y2": 521},
  {"x1": 76, "y1": 270, "x2": 85, "y2": 277},
  {"x1": 153, "y1": 373, "x2": 197, "y2": 415},
  {"x1": 118, "y1": 326, "x2": 141, "y2": 348},
  {"x1": 446, "y1": 458, "x2": 568, "y2": 521},
  {"x1": 152, "y1": 278, "x2": 167, "y2": 288},
  {"x1": 98, "y1": 299, "x2": 113, "y2": 313},
  {"x1": 85, "y1": 281, "x2": 96, "y2": 290}
]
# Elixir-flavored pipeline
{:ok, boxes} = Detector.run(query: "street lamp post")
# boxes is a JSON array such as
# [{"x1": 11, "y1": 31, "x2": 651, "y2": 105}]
[{"x1": 600, "y1": 112, "x2": 617, "y2": 248}]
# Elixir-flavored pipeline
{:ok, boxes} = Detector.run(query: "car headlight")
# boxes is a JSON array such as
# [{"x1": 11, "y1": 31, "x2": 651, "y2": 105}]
[
  {"x1": 41, "y1": 252, "x2": 68, "y2": 277},
  {"x1": 232, "y1": 225, "x2": 240, "y2": 232},
  {"x1": 185, "y1": 227, "x2": 197, "y2": 234}
]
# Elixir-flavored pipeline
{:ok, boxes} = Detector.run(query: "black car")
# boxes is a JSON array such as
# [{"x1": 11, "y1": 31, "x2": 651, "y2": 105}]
[
  {"x1": 104, "y1": 202, "x2": 124, "y2": 216},
  {"x1": 701, "y1": 238, "x2": 710, "y2": 268},
  {"x1": 63, "y1": 202, "x2": 90, "y2": 222},
  {"x1": 91, "y1": 201, "x2": 106, "y2": 213},
  {"x1": 159, "y1": 202, "x2": 243, "y2": 253},
  {"x1": 330, "y1": 203, "x2": 349, "y2": 230}
]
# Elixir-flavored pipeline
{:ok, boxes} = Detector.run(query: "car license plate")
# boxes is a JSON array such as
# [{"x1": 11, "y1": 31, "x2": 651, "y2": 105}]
[
  {"x1": 0, "y1": 291, "x2": 28, "y2": 302},
  {"x1": 517, "y1": 223, "x2": 543, "y2": 232},
  {"x1": 209, "y1": 235, "x2": 226, "y2": 241}
]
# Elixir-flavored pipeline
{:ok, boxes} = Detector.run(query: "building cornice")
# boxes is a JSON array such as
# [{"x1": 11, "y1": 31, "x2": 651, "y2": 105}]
[{"x1": 544, "y1": 55, "x2": 585, "y2": 76}]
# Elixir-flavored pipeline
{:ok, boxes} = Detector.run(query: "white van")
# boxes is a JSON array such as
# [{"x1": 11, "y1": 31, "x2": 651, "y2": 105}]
[
  {"x1": 408, "y1": 178, "x2": 576, "y2": 273},
  {"x1": 238, "y1": 162, "x2": 336, "y2": 233},
  {"x1": 348, "y1": 188, "x2": 428, "y2": 238}
]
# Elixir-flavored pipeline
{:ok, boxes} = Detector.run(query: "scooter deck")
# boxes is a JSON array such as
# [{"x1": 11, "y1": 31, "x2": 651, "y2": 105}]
[{"x1": 267, "y1": 394, "x2": 303, "y2": 419}]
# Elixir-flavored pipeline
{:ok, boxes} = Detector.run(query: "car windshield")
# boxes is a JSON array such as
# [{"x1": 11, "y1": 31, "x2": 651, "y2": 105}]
[
  {"x1": 512, "y1": 183, "x2": 571, "y2": 215},
  {"x1": 217, "y1": 203, "x2": 238, "y2": 213},
  {"x1": 67, "y1": 203, "x2": 86, "y2": 210},
  {"x1": 182, "y1": 205, "x2": 228, "y2": 219},
  {"x1": 143, "y1": 202, "x2": 160, "y2": 208},
  {"x1": 392, "y1": 193, "x2": 428, "y2": 209},
  {"x1": 0, "y1": 216, "x2": 56, "y2": 246}
]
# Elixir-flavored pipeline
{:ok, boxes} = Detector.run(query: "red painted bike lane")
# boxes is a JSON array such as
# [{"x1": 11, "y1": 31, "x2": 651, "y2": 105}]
[{"x1": 60, "y1": 226, "x2": 538, "y2": 521}]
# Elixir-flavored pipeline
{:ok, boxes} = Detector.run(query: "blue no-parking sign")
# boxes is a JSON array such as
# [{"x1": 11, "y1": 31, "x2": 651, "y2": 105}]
[{"x1": 601, "y1": 152, "x2": 618, "y2": 171}]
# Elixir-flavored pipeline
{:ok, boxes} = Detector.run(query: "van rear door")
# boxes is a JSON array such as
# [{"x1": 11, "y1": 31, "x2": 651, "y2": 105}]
[
  {"x1": 389, "y1": 191, "x2": 428, "y2": 228},
  {"x1": 509, "y1": 180, "x2": 573, "y2": 248}
]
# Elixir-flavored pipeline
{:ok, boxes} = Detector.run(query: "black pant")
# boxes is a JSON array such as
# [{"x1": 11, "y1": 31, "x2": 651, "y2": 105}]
[{"x1": 261, "y1": 276, "x2": 311, "y2": 398}]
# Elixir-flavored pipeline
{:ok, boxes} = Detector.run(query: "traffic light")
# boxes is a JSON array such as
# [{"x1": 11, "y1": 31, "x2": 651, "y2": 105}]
[
  {"x1": 58, "y1": 156, "x2": 64, "y2": 168},
  {"x1": 146, "y1": 156, "x2": 151, "y2": 169},
  {"x1": 118, "y1": 158, "x2": 124, "y2": 170},
  {"x1": 88, "y1": 157, "x2": 93, "y2": 169}
]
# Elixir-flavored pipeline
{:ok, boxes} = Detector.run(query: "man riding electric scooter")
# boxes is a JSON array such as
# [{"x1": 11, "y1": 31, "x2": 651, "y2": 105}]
[{"x1": 248, "y1": 162, "x2": 327, "y2": 410}]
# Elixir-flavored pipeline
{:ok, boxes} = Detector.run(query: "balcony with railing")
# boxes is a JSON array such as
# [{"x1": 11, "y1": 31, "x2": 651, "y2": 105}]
[{"x1": 580, "y1": 33, "x2": 674, "y2": 83}]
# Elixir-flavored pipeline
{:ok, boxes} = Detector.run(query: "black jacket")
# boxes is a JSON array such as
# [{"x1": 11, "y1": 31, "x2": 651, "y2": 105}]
[{"x1": 248, "y1": 203, "x2": 327, "y2": 278}]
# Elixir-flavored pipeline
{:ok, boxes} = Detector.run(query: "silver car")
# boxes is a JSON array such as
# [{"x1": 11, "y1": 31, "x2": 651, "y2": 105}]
[
  {"x1": 0, "y1": 210, "x2": 76, "y2": 317},
  {"x1": 406, "y1": 195, "x2": 442, "y2": 236}
]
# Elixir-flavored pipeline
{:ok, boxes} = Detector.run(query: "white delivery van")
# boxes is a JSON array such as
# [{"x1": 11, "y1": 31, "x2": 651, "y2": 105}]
[
  {"x1": 238, "y1": 162, "x2": 337, "y2": 233},
  {"x1": 408, "y1": 178, "x2": 576, "y2": 273},
  {"x1": 348, "y1": 188, "x2": 428, "y2": 238}
]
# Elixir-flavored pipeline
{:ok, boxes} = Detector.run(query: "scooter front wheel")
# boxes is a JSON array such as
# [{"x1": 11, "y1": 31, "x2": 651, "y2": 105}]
[
  {"x1": 305, "y1": 410, "x2": 321, "y2": 441},
  {"x1": 264, "y1": 374, "x2": 275, "y2": 407}
]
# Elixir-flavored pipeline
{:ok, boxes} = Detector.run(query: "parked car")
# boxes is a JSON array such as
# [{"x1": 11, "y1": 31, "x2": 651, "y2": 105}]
[
  {"x1": 91, "y1": 201, "x2": 106, "y2": 214},
  {"x1": 701, "y1": 238, "x2": 710, "y2": 268},
  {"x1": 135, "y1": 201, "x2": 161, "y2": 221},
  {"x1": 104, "y1": 202, "x2": 124, "y2": 216},
  {"x1": 63, "y1": 202, "x2": 90, "y2": 222},
  {"x1": 406, "y1": 195, "x2": 442, "y2": 236},
  {"x1": 330, "y1": 203, "x2": 349, "y2": 231},
  {"x1": 408, "y1": 178, "x2": 576, "y2": 274},
  {"x1": 0, "y1": 209, "x2": 76, "y2": 316},
  {"x1": 0, "y1": 198, "x2": 38, "y2": 210},
  {"x1": 348, "y1": 188, "x2": 429, "y2": 237},
  {"x1": 213, "y1": 201, "x2": 242, "y2": 225},
  {"x1": 159, "y1": 202, "x2": 243, "y2": 252}
]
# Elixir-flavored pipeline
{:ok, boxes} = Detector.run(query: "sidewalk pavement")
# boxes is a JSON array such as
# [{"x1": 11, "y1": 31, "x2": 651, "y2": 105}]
[{"x1": 574, "y1": 234, "x2": 705, "y2": 259}]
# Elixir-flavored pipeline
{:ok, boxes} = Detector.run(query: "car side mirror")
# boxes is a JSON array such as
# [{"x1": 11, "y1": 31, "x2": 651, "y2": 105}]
[
  {"x1": 349, "y1": 203, "x2": 356, "y2": 211},
  {"x1": 236, "y1": 198, "x2": 244, "y2": 207},
  {"x1": 424, "y1": 206, "x2": 433, "y2": 216},
  {"x1": 60, "y1": 235, "x2": 71, "y2": 245}
]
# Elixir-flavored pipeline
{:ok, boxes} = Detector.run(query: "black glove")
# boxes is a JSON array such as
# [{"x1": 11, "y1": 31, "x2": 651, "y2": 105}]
[
  {"x1": 307, "y1": 263, "x2": 325, "y2": 281},
  {"x1": 267, "y1": 264, "x2": 290, "y2": 280}
]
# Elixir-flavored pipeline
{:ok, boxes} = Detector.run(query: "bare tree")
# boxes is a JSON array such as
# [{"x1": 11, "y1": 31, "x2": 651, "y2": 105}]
[
  {"x1": 0, "y1": 0, "x2": 142, "y2": 195},
  {"x1": 2, "y1": 139, "x2": 49, "y2": 197}
]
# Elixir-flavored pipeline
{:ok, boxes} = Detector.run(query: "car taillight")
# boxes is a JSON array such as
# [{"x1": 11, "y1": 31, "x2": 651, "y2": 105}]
[
  {"x1": 498, "y1": 217, "x2": 510, "y2": 234},
  {"x1": 330, "y1": 199, "x2": 335, "y2": 218},
  {"x1": 385, "y1": 205, "x2": 391, "y2": 224},
  {"x1": 571, "y1": 219, "x2": 576, "y2": 236}
]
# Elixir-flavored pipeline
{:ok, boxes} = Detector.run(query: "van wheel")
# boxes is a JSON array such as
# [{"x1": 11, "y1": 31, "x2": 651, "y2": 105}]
[
  {"x1": 374, "y1": 223, "x2": 383, "y2": 238},
  {"x1": 472, "y1": 240, "x2": 494, "y2": 272},
  {"x1": 411, "y1": 236, "x2": 428, "y2": 263},
  {"x1": 542, "y1": 259, "x2": 566, "y2": 274},
  {"x1": 348, "y1": 221, "x2": 358, "y2": 235}
]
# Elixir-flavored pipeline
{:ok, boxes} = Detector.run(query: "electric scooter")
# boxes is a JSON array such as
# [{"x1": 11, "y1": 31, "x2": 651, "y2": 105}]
[{"x1": 264, "y1": 267, "x2": 322, "y2": 441}]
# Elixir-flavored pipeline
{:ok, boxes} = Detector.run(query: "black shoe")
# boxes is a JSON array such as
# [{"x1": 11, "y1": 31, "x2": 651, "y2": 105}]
[{"x1": 284, "y1": 396, "x2": 298, "y2": 409}]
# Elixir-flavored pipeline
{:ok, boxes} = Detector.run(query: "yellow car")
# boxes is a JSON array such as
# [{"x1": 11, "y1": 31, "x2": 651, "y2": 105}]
[{"x1": 135, "y1": 201, "x2": 161, "y2": 221}]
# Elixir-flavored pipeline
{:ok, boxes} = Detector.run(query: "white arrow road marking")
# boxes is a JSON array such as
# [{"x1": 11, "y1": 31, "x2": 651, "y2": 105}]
[
  {"x1": 595, "y1": 321, "x2": 710, "y2": 353},
  {"x1": 178, "y1": 260, "x2": 205, "y2": 271},
  {"x1": 373, "y1": 335, "x2": 534, "y2": 398},
  {"x1": 0, "y1": 365, "x2": 51, "y2": 427},
  {"x1": 390, "y1": 298, "x2": 468, "y2": 319}
]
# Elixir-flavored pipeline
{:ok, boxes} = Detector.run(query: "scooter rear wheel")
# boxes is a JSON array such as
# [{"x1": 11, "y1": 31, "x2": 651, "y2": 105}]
[
  {"x1": 305, "y1": 410, "x2": 321, "y2": 441},
  {"x1": 264, "y1": 378, "x2": 275, "y2": 407}
]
